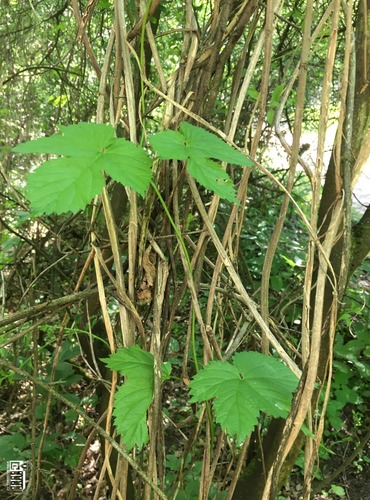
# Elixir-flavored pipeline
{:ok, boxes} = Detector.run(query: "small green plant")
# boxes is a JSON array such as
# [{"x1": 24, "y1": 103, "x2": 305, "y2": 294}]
[
  {"x1": 190, "y1": 351, "x2": 298, "y2": 443},
  {"x1": 328, "y1": 484, "x2": 346, "y2": 497},
  {"x1": 0, "y1": 433, "x2": 28, "y2": 471},
  {"x1": 150, "y1": 121, "x2": 253, "y2": 203},
  {"x1": 325, "y1": 295, "x2": 370, "y2": 431},
  {"x1": 166, "y1": 456, "x2": 227, "y2": 499},
  {"x1": 102, "y1": 346, "x2": 172, "y2": 450},
  {"x1": 0, "y1": 429, "x2": 86, "y2": 471},
  {"x1": 13, "y1": 122, "x2": 152, "y2": 214}
]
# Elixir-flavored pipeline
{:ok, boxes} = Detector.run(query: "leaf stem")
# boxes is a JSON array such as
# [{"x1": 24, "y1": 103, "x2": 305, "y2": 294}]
[
  {"x1": 150, "y1": 181, "x2": 192, "y2": 274},
  {"x1": 150, "y1": 181, "x2": 199, "y2": 372}
]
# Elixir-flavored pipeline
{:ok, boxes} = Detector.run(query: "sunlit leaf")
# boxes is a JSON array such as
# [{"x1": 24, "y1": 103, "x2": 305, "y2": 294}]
[
  {"x1": 187, "y1": 157, "x2": 238, "y2": 203},
  {"x1": 149, "y1": 122, "x2": 254, "y2": 203},
  {"x1": 179, "y1": 122, "x2": 253, "y2": 166},
  {"x1": 190, "y1": 352, "x2": 297, "y2": 444},
  {"x1": 26, "y1": 159, "x2": 104, "y2": 215},
  {"x1": 149, "y1": 129, "x2": 188, "y2": 160},
  {"x1": 13, "y1": 123, "x2": 152, "y2": 214},
  {"x1": 13, "y1": 123, "x2": 115, "y2": 157},
  {"x1": 102, "y1": 346, "x2": 172, "y2": 451}
]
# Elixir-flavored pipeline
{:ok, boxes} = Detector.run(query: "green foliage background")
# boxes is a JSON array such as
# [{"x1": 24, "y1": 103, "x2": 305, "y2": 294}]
[{"x1": 0, "y1": 0, "x2": 369, "y2": 498}]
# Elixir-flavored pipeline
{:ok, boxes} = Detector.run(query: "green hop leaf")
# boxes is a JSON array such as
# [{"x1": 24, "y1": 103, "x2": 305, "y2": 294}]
[
  {"x1": 149, "y1": 129, "x2": 188, "y2": 160},
  {"x1": 13, "y1": 123, "x2": 115, "y2": 157},
  {"x1": 149, "y1": 121, "x2": 254, "y2": 203},
  {"x1": 189, "y1": 351, "x2": 298, "y2": 444},
  {"x1": 179, "y1": 122, "x2": 253, "y2": 166},
  {"x1": 102, "y1": 346, "x2": 171, "y2": 451},
  {"x1": 187, "y1": 157, "x2": 238, "y2": 204},
  {"x1": 26, "y1": 159, "x2": 105, "y2": 215},
  {"x1": 13, "y1": 123, "x2": 152, "y2": 215}
]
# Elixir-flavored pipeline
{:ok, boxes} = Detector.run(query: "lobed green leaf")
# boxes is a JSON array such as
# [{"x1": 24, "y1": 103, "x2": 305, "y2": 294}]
[
  {"x1": 13, "y1": 123, "x2": 115, "y2": 157},
  {"x1": 103, "y1": 345, "x2": 154, "y2": 377},
  {"x1": 190, "y1": 351, "x2": 298, "y2": 443},
  {"x1": 26, "y1": 158, "x2": 104, "y2": 215},
  {"x1": 149, "y1": 130, "x2": 188, "y2": 160},
  {"x1": 149, "y1": 121, "x2": 253, "y2": 203},
  {"x1": 113, "y1": 384, "x2": 152, "y2": 451},
  {"x1": 187, "y1": 157, "x2": 238, "y2": 203},
  {"x1": 13, "y1": 123, "x2": 152, "y2": 214},
  {"x1": 101, "y1": 139, "x2": 152, "y2": 197},
  {"x1": 179, "y1": 122, "x2": 253, "y2": 166},
  {"x1": 212, "y1": 379, "x2": 259, "y2": 441},
  {"x1": 102, "y1": 346, "x2": 171, "y2": 450}
]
